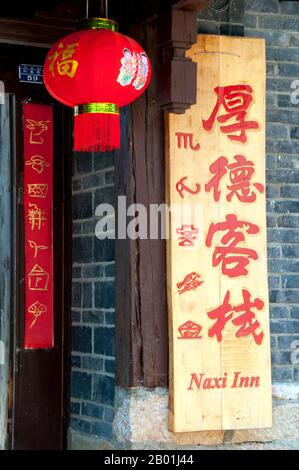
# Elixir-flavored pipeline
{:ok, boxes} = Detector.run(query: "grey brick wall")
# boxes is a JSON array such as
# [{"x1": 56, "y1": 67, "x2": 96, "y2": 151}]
[
  {"x1": 198, "y1": 0, "x2": 299, "y2": 382},
  {"x1": 70, "y1": 148, "x2": 116, "y2": 439},
  {"x1": 197, "y1": 0, "x2": 245, "y2": 36}
]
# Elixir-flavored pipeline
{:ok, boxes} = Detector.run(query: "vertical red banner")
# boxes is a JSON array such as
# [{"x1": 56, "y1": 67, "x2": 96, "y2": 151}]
[{"x1": 24, "y1": 103, "x2": 54, "y2": 349}]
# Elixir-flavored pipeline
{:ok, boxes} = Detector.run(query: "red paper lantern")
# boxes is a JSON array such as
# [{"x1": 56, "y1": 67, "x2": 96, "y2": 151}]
[{"x1": 43, "y1": 18, "x2": 151, "y2": 152}]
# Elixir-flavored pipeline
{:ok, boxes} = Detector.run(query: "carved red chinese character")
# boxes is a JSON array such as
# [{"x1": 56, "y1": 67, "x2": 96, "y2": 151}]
[
  {"x1": 177, "y1": 272, "x2": 203, "y2": 295},
  {"x1": 202, "y1": 85, "x2": 259, "y2": 143},
  {"x1": 175, "y1": 132, "x2": 200, "y2": 151},
  {"x1": 205, "y1": 154, "x2": 264, "y2": 202},
  {"x1": 176, "y1": 176, "x2": 201, "y2": 199},
  {"x1": 178, "y1": 320, "x2": 202, "y2": 339},
  {"x1": 206, "y1": 214, "x2": 259, "y2": 277},
  {"x1": 176, "y1": 224, "x2": 199, "y2": 247},
  {"x1": 205, "y1": 156, "x2": 227, "y2": 202},
  {"x1": 208, "y1": 289, "x2": 264, "y2": 345}
]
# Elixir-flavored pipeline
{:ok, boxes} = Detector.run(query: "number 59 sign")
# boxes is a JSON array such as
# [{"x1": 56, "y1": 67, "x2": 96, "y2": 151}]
[{"x1": 166, "y1": 35, "x2": 272, "y2": 432}]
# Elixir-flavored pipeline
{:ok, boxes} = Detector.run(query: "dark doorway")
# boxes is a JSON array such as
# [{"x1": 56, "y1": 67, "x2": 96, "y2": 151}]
[{"x1": 0, "y1": 44, "x2": 71, "y2": 450}]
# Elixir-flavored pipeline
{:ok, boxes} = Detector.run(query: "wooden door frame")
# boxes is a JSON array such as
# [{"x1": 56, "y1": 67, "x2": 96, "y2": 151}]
[
  {"x1": 12, "y1": 97, "x2": 72, "y2": 450},
  {"x1": 0, "y1": 12, "x2": 76, "y2": 448},
  {"x1": 0, "y1": 41, "x2": 72, "y2": 449}
]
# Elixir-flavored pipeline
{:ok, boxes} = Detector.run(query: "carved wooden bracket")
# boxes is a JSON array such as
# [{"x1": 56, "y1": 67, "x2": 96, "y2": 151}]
[{"x1": 158, "y1": 0, "x2": 209, "y2": 114}]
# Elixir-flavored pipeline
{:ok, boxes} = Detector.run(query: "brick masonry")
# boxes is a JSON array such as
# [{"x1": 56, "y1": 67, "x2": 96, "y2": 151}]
[
  {"x1": 70, "y1": 146, "x2": 116, "y2": 440},
  {"x1": 70, "y1": 0, "x2": 299, "y2": 444}
]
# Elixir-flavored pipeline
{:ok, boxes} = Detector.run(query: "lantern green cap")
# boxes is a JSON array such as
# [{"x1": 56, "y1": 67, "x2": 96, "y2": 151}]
[
  {"x1": 77, "y1": 17, "x2": 119, "y2": 32},
  {"x1": 74, "y1": 103, "x2": 119, "y2": 116}
]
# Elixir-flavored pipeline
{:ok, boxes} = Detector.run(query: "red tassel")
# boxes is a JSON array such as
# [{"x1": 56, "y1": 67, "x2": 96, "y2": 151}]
[{"x1": 74, "y1": 113, "x2": 120, "y2": 152}]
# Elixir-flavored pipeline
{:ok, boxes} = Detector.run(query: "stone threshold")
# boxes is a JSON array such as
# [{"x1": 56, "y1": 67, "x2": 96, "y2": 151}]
[{"x1": 68, "y1": 383, "x2": 299, "y2": 449}]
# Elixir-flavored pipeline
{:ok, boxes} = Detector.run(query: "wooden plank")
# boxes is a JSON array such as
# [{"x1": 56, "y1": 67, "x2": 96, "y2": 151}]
[
  {"x1": 0, "y1": 19, "x2": 75, "y2": 48},
  {"x1": 115, "y1": 19, "x2": 168, "y2": 388},
  {"x1": 132, "y1": 20, "x2": 168, "y2": 388},
  {"x1": 115, "y1": 107, "x2": 143, "y2": 388},
  {"x1": 166, "y1": 35, "x2": 272, "y2": 432}
]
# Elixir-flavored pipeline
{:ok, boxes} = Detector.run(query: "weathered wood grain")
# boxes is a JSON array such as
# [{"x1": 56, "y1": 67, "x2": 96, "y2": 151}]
[{"x1": 166, "y1": 35, "x2": 272, "y2": 432}]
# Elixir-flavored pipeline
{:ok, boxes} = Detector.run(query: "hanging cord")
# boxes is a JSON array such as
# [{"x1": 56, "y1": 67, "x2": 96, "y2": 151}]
[
  {"x1": 209, "y1": 0, "x2": 232, "y2": 15},
  {"x1": 208, "y1": 0, "x2": 233, "y2": 33},
  {"x1": 85, "y1": 0, "x2": 108, "y2": 18}
]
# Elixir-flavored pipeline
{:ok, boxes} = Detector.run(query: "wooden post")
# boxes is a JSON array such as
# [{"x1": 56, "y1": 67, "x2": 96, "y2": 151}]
[
  {"x1": 157, "y1": 0, "x2": 210, "y2": 113},
  {"x1": 115, "y1": 0, "x2": 211, "y2": 389},
  {"x1": 115, "y1": 17, "x2": 168, "y2": 389},
  {"x1": 157, "y1": 7, "x2": 197, "y2": 113}
]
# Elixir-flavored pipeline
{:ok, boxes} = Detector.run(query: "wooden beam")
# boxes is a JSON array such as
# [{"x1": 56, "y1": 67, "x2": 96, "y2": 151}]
[{"x1": 0, "y1": 18, "x2": 76, "y2": 48}]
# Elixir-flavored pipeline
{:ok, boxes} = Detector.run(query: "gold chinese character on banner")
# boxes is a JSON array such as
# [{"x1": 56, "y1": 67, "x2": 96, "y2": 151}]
[
  {"x1": 26, "y1": 119, "x2": 50, "y2": 144},
  {"x1": 28, "y1": 301, "x2": 47, "y2": 328},
  {"x1": 25, "y1": 155, "x2": 50, "y2": 174},
  {"x1": 28, "y1": 264, "x2": 49, "y2": 291},
  {"x1": 28, "y1": 240, "x2": 48, "y2": 258},
  {"x1": 27, "y1": 203, "x2": 47, "y2": 230},
  {"x1": 28, "y1": 184, "x2": 48, "y2": 198},
  {"x1": 48, "y1": 42, "x2": 79, "y2": 78}
]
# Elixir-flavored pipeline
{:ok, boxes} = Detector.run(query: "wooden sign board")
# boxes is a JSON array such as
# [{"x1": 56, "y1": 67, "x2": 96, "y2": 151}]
[{"x1": 166, "y1": 35, "x2": 272, "y2": 432}]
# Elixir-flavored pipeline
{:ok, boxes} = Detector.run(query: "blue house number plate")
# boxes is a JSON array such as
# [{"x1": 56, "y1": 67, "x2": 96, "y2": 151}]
[{"x1": 19, "y1": 64, "x2": 44, "y2": 84}]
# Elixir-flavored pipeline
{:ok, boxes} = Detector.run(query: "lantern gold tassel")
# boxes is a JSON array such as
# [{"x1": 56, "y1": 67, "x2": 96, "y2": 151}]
[{"x1": 74, "y1": 103, "x2": 120, "y2": 152}]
